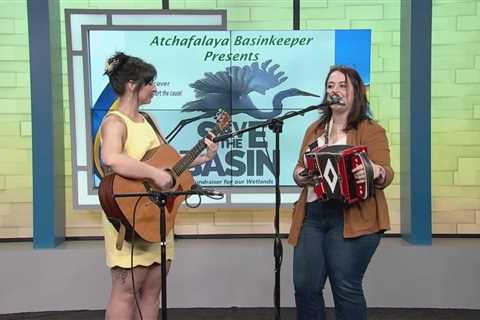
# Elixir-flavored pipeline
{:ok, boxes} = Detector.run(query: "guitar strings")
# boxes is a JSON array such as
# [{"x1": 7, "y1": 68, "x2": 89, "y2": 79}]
[{"x1": 172, "y1": 123, "x2": 223, "y2": 177}]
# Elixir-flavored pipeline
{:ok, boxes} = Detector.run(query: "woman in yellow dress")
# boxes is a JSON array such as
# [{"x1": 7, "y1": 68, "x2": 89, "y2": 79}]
[{"x1": 100, "y1": 52, "x2": 218, "y2": 320}]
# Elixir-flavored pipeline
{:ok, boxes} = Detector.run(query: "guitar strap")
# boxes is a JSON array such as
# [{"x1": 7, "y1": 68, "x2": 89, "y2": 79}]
[
  {"x1": 110, "y1": 112, "x2": 165, "y2": 251},
  {"x1": 115, "y1": 220, "x2": 126, "y2": 251},
  {"x1": 141, "y1": 111, "x2": 178, "y2": 186},
  {"x1": 100, "y1": 112, "x2": 170, "y2": 251},
  {"x1": 140, "y1": 111, "x2": 168, "y2": 145},
  {"x1": 106, "y1": 216, "x2": 126, "y2": 251},
  {"x1": 140, "y1": 111, "x2": 178, "y2": 237}
]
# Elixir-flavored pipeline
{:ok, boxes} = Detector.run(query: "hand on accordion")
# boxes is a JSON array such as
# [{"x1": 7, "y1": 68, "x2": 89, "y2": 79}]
[
  {"x1": 294, "y1": 166, "x2": 321, "y2": 187},
  {"x1": 352, "y1": 164, "x2": 367, "y2": 184},
  {"x1": 352, "y1": 162, "x2": 383, "y2": 184}
]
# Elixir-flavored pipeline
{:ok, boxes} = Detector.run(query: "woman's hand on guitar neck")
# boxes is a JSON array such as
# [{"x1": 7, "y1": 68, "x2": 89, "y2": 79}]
[
  {"x1": 189, "y1": 133, "x2": 219, "y2": 167},
  {"x1": 205, "y1": 133, "x2": 218, "y2": 160}
]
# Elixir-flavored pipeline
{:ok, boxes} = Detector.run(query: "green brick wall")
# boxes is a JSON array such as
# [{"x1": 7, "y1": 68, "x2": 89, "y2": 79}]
[
  {"x1": 0, "y1": 0, "x2": 32, "y2": 238},
  {"x1": 431, "y1": 0, "x2": 480, "y2": 234},
  {"x1": 0, "y1": 0, "x2": 478, "y2": 238}
]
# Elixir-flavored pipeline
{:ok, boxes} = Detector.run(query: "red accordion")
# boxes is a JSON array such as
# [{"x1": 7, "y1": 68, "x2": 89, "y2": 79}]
[{"x1": 304, "y1": 144, "x2": 375, "y2": 204}]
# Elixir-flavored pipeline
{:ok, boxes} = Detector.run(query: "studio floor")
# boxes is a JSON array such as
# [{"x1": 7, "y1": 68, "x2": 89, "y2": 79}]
[{"x1": 2, "y1": 308, "x2": 480, "y2": 320}]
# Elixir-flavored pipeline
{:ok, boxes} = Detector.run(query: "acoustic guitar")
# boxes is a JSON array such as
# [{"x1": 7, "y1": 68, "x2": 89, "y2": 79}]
[{"x1": 98, "y1": 111, "x2": 231, "y2": 243}]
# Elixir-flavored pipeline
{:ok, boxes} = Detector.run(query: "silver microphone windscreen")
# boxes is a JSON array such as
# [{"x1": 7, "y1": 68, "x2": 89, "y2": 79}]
[
  {"x1": 329, "y1": 95, "x2": 344, "y2": 105},
  {"x1": 191, "y1": 184, "x2": 223, "y2": 197}
]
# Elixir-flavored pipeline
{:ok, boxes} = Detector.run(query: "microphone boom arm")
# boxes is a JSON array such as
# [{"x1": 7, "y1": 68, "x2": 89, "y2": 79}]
[{"x1": 213, "y1": 100, "x2": 335, "y2": 143}]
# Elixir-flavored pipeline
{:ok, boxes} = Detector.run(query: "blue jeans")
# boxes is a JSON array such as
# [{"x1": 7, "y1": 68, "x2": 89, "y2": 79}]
[{"x1": 293, "y1": 200, "x2": 381, "y2": 320}]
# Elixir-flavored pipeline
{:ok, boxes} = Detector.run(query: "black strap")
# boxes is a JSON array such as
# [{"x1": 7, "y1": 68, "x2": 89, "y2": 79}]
[
  {"x1": 324, "y1": 119, "x2": 330, "y2": 145},
  {"x1": 140, "y1": 111, "x2": 168, "y2": 145},
  {"x1": 140, "y1": 111, "x2": 178, "y2": 187}
]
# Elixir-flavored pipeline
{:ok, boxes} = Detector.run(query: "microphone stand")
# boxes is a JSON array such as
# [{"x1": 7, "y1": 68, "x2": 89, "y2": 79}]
[
  {"x1": 213, "y1": 101, "x2": 333, "y2": 320},
  {"x1": 114, "y1": 188, "x2": 211, "y2": 320}
]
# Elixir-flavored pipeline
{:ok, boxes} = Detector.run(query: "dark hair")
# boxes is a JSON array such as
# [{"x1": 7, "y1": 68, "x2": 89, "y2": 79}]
[
  {"x1": 104, "y1": 52, "x2": 157, "y2": 96},
  {"x1": 318, "y1": 65, "x2": 371, "y2": 131}
]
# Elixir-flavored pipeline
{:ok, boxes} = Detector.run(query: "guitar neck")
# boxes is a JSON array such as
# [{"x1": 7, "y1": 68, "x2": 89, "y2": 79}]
[{"x1": 172, "y1": 125, "x2": 222, "y2": 177}]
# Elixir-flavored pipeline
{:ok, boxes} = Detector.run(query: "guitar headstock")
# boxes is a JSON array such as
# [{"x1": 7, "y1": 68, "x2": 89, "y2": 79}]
[{"x1": 214, "y1": 109, "x2": 232, "y2": 134}]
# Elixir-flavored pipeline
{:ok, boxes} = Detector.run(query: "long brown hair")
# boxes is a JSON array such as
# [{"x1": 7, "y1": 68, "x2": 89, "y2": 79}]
[{"x1": 318, "y1": 66, "x2": 371, "y2": 131}]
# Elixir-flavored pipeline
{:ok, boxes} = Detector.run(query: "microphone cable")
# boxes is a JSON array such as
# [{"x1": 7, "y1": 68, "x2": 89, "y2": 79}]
[
  {"x1": 130, "y1": 195, "x2": 144, "y2": 320},
  {"x1": 184, "y1": 194, "x2": 202, "y2": 208}
]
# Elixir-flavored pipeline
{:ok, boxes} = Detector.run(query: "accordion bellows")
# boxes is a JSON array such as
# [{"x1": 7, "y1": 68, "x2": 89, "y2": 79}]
[{"x1": 305, "y1": 144, "x2": 375, "y2": 204}]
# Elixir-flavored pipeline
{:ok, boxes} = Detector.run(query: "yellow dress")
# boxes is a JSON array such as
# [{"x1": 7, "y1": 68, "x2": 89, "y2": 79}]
[{"x1": 101, "y1": 110, "x2": 175, "y2": 268}]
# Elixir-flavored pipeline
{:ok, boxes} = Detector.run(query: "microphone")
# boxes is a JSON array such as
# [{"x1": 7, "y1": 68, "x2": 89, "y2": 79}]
[
  {"x1": 191, "y1": 184, "x2": 224, "y2": 197},
  {"x1": 329, "y1": 95, "x2": 345, "y2": 105}
]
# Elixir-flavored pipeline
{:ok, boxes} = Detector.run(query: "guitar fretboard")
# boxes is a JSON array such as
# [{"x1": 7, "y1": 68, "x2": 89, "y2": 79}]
[{"x1": 172, "y1": 124, "x2": 224, "y2": 177}]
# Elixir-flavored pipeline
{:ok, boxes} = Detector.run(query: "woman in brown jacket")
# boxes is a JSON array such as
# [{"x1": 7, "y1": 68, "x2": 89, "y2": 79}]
[{"x1": 290, "y1": 66, "x2": 394, "y2": 320}]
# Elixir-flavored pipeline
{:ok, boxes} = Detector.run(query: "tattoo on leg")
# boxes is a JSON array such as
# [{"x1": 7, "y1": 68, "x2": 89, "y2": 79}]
[{"x1": 114, "y1": 268, "x2": 129, "y2": 285}]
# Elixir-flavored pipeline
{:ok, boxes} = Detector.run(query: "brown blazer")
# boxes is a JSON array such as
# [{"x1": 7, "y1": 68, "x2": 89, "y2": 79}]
[{"x1": 288, "y1": 119, "x2": 394, "y2": 246}]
